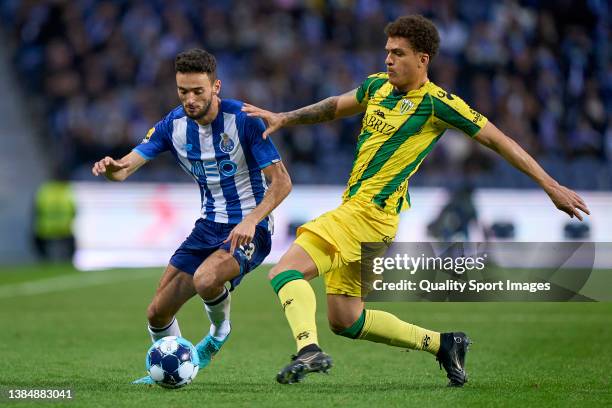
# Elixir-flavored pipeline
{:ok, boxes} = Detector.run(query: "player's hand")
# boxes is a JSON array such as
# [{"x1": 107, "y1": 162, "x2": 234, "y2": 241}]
[
  {"x1": 241, "y1": 103, "x2": 286, "y2": 139},
  {"x1": 545, "y1": 183, "x2": 590, "y2": 221},
  {"x1": 225, "y1": 218, "x2": 257, "y2": 255},
  {"x1": 92, "y1": 156, "x2": 129, "y2": 177}
]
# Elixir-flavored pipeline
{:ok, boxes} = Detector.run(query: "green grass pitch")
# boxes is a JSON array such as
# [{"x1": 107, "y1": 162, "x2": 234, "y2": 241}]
[{"x1": 0, "y1": 264, "x2": 610, "y2": 407}]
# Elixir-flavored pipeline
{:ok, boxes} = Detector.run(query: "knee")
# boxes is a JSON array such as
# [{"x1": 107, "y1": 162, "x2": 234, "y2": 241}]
[
  {"x1": 268, "y1": 264, "x2": 283, "y2": 280},
  {"x1": 193, "y1": 270, "x2": 223, "y2": 295},
  {"x1": 146, "y1": 303, "x2": 156, "y2": 323},
  {"x1": 328, "y1": 316, "x2": 355, "y2": 335},
  {"x1": 328, "y1": 308, "x2": 365, "y2": 338},
  {"x1": 147, "y1": 302, "x2": 172, "y2": 328},
  {"x1": 268, "y1": 264, "x2": 311, "y2": 281}
]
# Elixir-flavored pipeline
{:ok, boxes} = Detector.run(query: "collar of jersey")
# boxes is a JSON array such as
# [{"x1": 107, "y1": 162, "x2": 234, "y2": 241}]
[{"x1": 391, "y1": 80, "x2": 430, "y2": 97}]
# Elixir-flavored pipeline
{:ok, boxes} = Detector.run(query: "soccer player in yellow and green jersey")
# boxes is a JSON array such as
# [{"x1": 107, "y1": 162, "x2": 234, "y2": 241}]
[
  {"x1": 243, "y1": 15, "x2": 589, "y2": 386},
  {"x1": 347, "y1": 71, "x2": 488, "y2": 214}
]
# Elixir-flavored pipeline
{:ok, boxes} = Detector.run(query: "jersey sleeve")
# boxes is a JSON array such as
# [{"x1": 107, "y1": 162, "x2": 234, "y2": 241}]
[
  {"x1": 132, "y1": 118, "x2": 171, "y2": 160},
  {"x1": 245, "y1": 116, "x2": 281, "y2": 169},
  {"x1": 355, "y1": 73, "x2": 388, "y2": 105},
  {"x1": 431, "y1": 90, "x2": 488, "y2": 137}
]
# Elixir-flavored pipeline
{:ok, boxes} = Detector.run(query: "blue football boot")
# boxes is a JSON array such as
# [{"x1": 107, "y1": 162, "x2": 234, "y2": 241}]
[
  {"x1": 195, "y1": 331, "x2": 230, "y2": 369},
  {"x1": 132, "y1": 375, "x2": 155, "y2": 385}
]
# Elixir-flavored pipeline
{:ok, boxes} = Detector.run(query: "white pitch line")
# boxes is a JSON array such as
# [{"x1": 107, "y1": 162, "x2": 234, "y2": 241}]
[{"x1": 0, "y1": 269, "x2": 157, "y2": 299}]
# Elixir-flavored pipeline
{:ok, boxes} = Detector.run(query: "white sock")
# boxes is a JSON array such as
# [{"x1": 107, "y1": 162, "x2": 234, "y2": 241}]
[
  {"x1": 203, "y1": 287, "x2": 231, "y2": 341},
  {"x1": 148, "y1": 317, "x2": 181, "y2": 342}
]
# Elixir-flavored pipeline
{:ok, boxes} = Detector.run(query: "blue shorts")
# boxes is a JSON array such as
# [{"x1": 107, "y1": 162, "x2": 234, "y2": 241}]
[{"x1": 169, "y1": 218, "x2": 272, "y2": 291}]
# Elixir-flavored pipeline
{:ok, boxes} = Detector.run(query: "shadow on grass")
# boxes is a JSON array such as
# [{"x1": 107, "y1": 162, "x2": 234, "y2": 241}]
[{"x1": 197, "y1": 380, "x2": 471, "y2": 393}]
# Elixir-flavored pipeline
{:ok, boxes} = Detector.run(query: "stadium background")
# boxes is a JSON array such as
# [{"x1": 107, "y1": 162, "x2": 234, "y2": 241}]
[
  {"x1": 0, "y1": 0, "x2": 610, "y2": 263},
  {"x1": 0, "y1": 1, "x2": 610, "y2": 406},
  {"x1": 2, "y1": 0, "x2": 609, "y2": 185}
]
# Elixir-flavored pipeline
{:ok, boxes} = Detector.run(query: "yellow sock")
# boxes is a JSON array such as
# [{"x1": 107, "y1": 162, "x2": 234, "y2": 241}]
[
  {"x1": 358, "y1": 310, "x2": 440, "y2": 355},
  {"x1": 271, "y1": 270, "x2": 318, "y2": 352}
]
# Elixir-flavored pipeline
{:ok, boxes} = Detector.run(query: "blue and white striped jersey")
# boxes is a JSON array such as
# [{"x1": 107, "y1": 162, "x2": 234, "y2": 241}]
[{"x1": 133, "y1": 99, "x2": 281, "y2": 230}]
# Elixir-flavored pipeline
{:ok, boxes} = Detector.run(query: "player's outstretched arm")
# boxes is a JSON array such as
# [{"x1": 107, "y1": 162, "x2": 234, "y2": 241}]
[
  {"x1": 224, "y1": 161, "x2": 292, "y2": 253},
  {"x1": 242, "y1": 89, "x2": 365, "y2": 139},
  {"x1": 91, "y1": 151, "x2": 147, "y2": 182},
  {"x1": 474, "y1": 122, "x2": 590, "y2": 220}
]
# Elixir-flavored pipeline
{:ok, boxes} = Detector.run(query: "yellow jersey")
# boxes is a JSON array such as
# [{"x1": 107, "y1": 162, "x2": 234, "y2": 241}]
[{"x1": 342, "y1": 72, "x2": 488, "y2": 214}]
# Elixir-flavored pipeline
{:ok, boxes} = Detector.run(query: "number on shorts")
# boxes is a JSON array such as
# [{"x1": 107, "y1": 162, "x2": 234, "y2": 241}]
[{"x1": 240, "y1": 243, "x2": 255, "y2": 261}]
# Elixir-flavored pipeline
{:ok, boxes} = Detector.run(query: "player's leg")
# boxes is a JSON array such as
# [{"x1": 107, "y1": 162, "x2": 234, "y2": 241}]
[
  {"x1": 270, "y1": 234, "x2": 335, "y2": 384},
  {"x1": 192, "y1": 248, "x2": 238, "y2": 366},
  {"x1": 269, "y1": 243, "x2": 320, "y2": 350},
  {"x1": 327, "y1": 293, "x2": 441, "y2": 351},
  {"x1": 191, "y1": 223, "x2": 273, "y2": 368},
  {"x1": 326, "y1": 288, "x2": 470, "y2": 387},
  {"x1": 146, "y1": 263, "x2": 197, "y2": 341},
  {"x1": 133, "y1": 264, "x2": 196, "y2": 384}
]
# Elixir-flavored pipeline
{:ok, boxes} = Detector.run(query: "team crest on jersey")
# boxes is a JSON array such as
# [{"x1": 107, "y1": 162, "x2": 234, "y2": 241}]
[
  {"x1": 142, "y1": 127, "x2": 155, "y2": 143},
  {"x1": 399, "y1": 99, "x2": 414, "y2": 114},
  {"x1": 219, "y1": 133, "x2": 235, "y2": 153}
]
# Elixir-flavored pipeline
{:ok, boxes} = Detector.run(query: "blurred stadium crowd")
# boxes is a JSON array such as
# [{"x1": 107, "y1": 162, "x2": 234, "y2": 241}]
[{"x1": 1, "y1": 0, "x2": 610, "y2": 189}]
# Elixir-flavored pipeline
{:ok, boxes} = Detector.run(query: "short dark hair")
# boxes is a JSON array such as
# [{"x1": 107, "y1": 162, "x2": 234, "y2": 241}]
[
  {"x1": 175, "y1": 48, "x2": 217, "y2": 78},
  {"x1": 384, "y1": 15, "x2": 440, "y2": 60}
]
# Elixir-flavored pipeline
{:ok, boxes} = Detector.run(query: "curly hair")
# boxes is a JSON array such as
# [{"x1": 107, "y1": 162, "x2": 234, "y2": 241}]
[
  {"x1": 175, "y1": 48, "x2": 217, "y2": 78},
  {"x1": 384, "y1": 15, "x2": 440, "y2": 60}
]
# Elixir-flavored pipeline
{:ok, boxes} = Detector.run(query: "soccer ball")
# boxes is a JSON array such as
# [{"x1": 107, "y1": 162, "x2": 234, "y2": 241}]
[{"x1": 146, "y1": 336, "x2": 200, "y2": 389}]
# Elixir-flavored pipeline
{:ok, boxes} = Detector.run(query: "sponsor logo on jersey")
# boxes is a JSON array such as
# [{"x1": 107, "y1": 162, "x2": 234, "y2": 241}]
[
  {"x1": 190, "y1": 160, "x2": 205, "y2": 177},
  {"x1": 363, "y1": 113, "x2": 397, "y2": 135},
  {"x1": 219, "y1": 159, "x2": 238, "y2": 177}
]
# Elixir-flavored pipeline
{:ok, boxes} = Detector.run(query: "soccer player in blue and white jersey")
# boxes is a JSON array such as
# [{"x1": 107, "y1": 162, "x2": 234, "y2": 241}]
[{"x1": 92, "y1": 49, "x2": 292, "y2": 384}]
